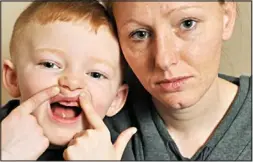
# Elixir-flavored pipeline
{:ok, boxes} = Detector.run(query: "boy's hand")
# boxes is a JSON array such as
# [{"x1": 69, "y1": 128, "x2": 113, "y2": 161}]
[
  {"x1": 1, "y1": 86, "x2": 60, "y2": 160},
  {"x1": 63, "y1": 92, "x2": 137, "y2": 160}
]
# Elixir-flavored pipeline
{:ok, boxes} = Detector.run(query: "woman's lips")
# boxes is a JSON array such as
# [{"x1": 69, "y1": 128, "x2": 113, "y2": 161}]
[{"x1": 156, "y1": 76, "x2": 192, "y2": 92}]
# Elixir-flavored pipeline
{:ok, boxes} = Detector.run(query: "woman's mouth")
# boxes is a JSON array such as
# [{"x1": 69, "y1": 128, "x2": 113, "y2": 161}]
[{"x1": 156, "y1": 76, "x2": 192, "y2": 92}]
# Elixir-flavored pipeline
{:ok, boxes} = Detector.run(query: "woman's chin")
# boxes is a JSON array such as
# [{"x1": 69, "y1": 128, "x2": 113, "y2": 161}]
[{"x1": 154, "y1": 92, "x2": 201, "y2": 110}]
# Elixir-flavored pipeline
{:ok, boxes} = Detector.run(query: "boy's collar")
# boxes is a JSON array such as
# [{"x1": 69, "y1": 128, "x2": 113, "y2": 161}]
[{"x1": 48, "y1": 143, "x2": 67, "y2": 150}]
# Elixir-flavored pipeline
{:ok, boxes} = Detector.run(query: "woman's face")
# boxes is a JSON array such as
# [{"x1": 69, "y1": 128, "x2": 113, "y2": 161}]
[{"x1": 113, "y1": 2, "x2": 236, "y2": 109}]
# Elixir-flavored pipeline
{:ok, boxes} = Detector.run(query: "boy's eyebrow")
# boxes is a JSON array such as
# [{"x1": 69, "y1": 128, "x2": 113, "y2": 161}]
[
  {"x1": 35, "y1": 48, "x2": 117, "y2": 71},
  {"x1": 35, "y1": 48, "x2": 66, "y2": 55},
  {"x1": 89, "y1": 56, "x2": 116, "y2": 71}
]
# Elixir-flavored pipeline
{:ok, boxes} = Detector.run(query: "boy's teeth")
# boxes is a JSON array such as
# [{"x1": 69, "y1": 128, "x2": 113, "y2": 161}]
[
  {"x1": 58, "y1": 101, "x2": 79, "y2": 107},
  {"x1": 52, "y1": 107, "x2": 76, "y2": 119}
]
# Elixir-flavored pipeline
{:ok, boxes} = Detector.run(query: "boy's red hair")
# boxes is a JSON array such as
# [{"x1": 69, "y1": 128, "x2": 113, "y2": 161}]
[{"x1": 10, "y1": 1, "x2": 115, "y2": 60}]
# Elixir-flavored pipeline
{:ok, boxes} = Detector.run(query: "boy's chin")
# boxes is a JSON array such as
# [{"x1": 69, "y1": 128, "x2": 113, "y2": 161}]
[
  {"x1": 48, "y1": 137, "x2": 71, "y2": 147},
  {"x1": 44, "y1": 130, "x2": 78, "y2": 147}
]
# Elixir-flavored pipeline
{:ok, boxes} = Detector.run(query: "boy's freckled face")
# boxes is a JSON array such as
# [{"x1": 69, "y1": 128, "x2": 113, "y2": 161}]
[{"x1": 15, "y1": 21, "x2": 122, "y2": 145}]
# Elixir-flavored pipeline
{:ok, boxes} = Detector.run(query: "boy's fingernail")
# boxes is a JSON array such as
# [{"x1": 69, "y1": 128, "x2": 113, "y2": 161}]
[
  {"x1": 80, "y1": 92, "x2": 85, "y2": 97},
  {"x1": 132, "y1": 127, "x2": 137, "y2": 134},
  {"x1": 52, "y1": 87, "x2": 60, "y2": 94}
]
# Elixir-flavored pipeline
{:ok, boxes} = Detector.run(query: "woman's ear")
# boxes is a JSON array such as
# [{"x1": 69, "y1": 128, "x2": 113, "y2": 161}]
[
  {"x1": 106, "y1": 84, "x2": 129, "y2": 117},
  {"x1": 2, "y1": 59, "x2": 21, "y2": 98},
  {"x1": 222, "y1": 2, "x2": 237, "y2": 41}
]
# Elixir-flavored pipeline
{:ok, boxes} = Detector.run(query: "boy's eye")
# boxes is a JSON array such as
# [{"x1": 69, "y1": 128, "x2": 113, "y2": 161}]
[
  {"x1": 88, "y1": 72, "x2": 107, "y2": 79},
  {"x1": 130, "y1": 29, "x2": 151, "y2": 40},
  {"x1": 39, "y1": 62, "x2": 59, "y2": 69},
  {"x1": 180, "y1": 19, "x2": 197, "y2": 30}
]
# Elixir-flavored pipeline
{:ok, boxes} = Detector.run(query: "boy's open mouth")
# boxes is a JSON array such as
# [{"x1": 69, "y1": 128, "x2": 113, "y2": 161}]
[
  {"x1": 49, "y1": 95, "x2": 83, "y2": 122},
  {"x1": 50, "y1": 102, "x2": 82, "y2": 119}
]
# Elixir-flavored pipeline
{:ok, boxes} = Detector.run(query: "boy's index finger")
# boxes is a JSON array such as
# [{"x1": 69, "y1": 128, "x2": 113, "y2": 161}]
[
  {"x1": 79, "y1": 92, "x2": 106, "y2": 130},
  {"x1": 17, "y1": 86, "x2": 60, "y2": 115}
]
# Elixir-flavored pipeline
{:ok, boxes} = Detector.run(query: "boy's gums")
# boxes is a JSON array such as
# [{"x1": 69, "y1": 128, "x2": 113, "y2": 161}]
[{"x1": 1, "y1": 1, "x2": 136, "y2": 160}]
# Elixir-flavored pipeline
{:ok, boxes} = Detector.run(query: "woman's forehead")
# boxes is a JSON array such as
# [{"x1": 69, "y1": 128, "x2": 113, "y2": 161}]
[
  {"x1": 114, "y1": 2, "x2": 219, "y2": 13},
  {"x1": 113, "y1": 2, "x2": 221, "y2": 27},
  {"x1": 159, "y1": 2, "x2": 216, "y2": 13}
]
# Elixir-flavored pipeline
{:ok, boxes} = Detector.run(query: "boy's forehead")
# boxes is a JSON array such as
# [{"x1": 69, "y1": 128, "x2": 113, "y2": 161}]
[
  {"x1": 19, "y1": 21, "x2": 120, "y2": 65},
  {"x1": 23, "y1": 21, "x2": 116, "y2": 46}
]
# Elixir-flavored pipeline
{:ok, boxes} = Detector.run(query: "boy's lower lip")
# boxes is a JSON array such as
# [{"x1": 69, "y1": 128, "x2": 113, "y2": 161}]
[{"x1": 48, "y1": 106, "x2": 82, "y2": 124}]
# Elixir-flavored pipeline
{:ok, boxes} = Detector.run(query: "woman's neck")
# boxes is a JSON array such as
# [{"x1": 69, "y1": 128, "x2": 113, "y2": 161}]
[{"x1": 152, "y1": 77, "x2": 238, "y2": 158}]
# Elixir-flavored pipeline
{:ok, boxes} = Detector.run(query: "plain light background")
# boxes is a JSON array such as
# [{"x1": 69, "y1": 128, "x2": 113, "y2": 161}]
[{"x1": 1, "y1": 2, "x2": 252, "y2": 105}]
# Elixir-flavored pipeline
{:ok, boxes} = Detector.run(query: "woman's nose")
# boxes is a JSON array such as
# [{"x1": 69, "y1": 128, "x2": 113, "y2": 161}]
[
  {"x1": 154, "y1": 31, "x2": 179, "y2": 71},
  {"x1": 58, "y1": 75, "x2": 84, "y2": 92}
]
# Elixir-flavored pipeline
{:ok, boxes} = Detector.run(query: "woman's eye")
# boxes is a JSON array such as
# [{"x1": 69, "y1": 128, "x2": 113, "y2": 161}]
[
  {"x1": 180, "y1": 19, "x2": 197, "y2": 30},
  {"x1": 39, "y1": 62, "x2": 59, "y2": 69},
  {"x1": 88, "y1": 72, "x2": 107, "y2": 79},
  {"x1": 130, "y1": 29, "x2": 151, "y2": 40}
]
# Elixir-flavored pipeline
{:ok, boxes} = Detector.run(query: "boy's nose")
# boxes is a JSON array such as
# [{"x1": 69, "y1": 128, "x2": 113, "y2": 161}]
[{"x1": 58, "y1": 75, "x2": 84, "y2": 92}]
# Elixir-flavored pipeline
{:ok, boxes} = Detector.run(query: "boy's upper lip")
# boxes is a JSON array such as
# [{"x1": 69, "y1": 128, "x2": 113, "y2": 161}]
[{"x1": 50, "y1": 94, "x2": 80, "y2": 106}]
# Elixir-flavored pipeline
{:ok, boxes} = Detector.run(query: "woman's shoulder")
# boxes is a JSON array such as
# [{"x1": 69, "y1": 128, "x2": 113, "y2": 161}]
[
  {"x1": 104, "y1": 104, "x2": 137, "y2": 144},
  {"x1": 220, "y1": 73, "x2": 251, "y2": 133},
  {"x1": 219, "y1": 73, "x2": 251, "y2": 84},
  {"x1": 104, "y1": 86, "x2": 153, "y2": 138},
  {"x1": 219, "y1": 73, "x2": 251, "y2": 96}
]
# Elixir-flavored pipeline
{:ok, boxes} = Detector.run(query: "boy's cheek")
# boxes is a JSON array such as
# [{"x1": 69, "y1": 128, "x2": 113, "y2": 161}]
[
  {"x1": 18, "y1": 72, "x2": 58, "y2": 101},
  {"x1": 87, "y1": 83, "x2": 115, "y2": 116},
  {"x1": 19, "y1": 82, "x2": 48, "y2": 101},
  {"x1": 93, "y1": 102, "x2": 111, "y2": 118}
]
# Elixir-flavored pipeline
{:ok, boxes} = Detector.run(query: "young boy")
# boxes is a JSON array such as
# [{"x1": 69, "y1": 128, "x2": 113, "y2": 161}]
[{"x1": 1, "y1": 1, "x2": 136, "y2": 160}]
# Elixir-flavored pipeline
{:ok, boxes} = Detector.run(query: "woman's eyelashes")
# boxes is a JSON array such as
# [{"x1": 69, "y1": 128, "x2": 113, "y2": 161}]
[
  {"x1": 179, "y1": 19, "x2": 198, "y2": 31},
  {"x1": 175, "y1": 18, "x2": 201, "y2": 38},
  {"x1": 129, "y1": 29, "x2": 151, "y2": 41},
  {"x1": 38, "y1": 61, "x2": 61, "y2": 69},
  {"x1": 128, "y1": 18, "x2": 199, "y2": 42}
]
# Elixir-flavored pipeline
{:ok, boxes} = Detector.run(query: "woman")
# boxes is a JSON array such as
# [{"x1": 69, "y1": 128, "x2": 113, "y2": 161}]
[{"x1": 104, "y1": 1, "x2": 251, "y2": 160}]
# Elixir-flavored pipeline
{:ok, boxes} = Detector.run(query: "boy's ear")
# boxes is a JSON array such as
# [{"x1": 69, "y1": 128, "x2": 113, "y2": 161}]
[
  {"x1": 2, "y1": 59, "x2": 21, "y2": 98},
  {"x1": 106, "y1": 84, "x2": 129, "y2": 117},
  {"x1": 222, "y1": 2, "x2": 237, "y2": 41}
]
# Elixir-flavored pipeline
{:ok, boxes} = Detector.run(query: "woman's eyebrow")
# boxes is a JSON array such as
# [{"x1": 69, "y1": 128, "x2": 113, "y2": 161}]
[
  {"x1": 120, "y1": 4, "x2": 203, "y2": 29},
  {"x1": 161, "y1": 4, "x2": 203, "y2": 17},
  {"x1": 121, "y1": 18, "x2": 148, "y2": 29}
]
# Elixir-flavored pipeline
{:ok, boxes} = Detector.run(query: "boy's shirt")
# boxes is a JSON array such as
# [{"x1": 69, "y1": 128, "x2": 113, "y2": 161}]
[{"x1": 1, "y1": 100, "x2": 65, "y2": 161}]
